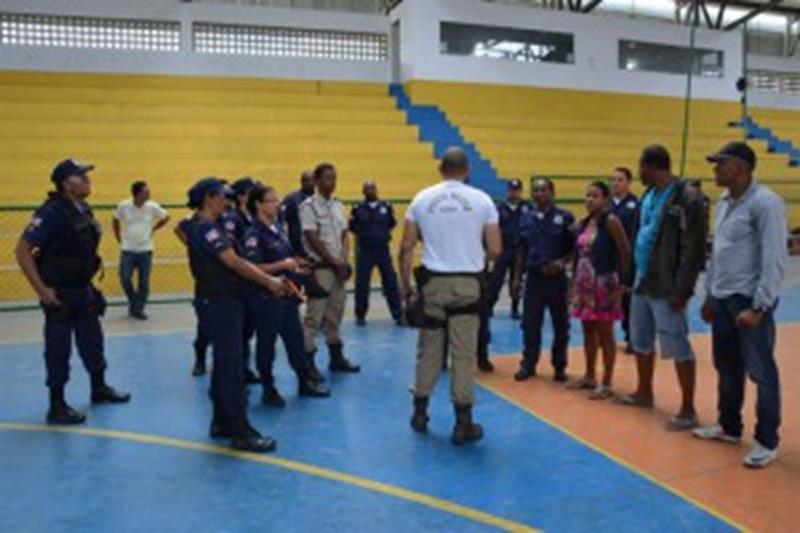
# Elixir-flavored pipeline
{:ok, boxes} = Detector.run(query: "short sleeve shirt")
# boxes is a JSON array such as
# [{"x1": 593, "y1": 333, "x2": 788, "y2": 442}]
[
  {"x1": 114, "y1": 199, "x2": 168, "y2": 252},
  {"x1": 406, "y1": 180, "x2": 498, "y2": 273},
  {"x1": 299, "y1": 193, "x2": 348, "y2": 263}
]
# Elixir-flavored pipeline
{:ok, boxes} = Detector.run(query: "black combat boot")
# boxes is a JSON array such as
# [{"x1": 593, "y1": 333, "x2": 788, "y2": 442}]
[
  {"x1": 328, "y1": 343, "x2": 360, "y2": 373},
  {"x1": 451, "y1": 403, "x2": 484, "y2": 446},
  {"x1": 306, "y1": 350, "x2": 325, "y2": 383},
  {"x1": 410, "y1": 396, "x2": 429, "y2": 433}
]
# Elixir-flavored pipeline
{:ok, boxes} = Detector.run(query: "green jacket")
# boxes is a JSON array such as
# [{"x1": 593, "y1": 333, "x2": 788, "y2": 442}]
[{"x1": 636, "y1": 180, "x2": 707, "y2": 300}]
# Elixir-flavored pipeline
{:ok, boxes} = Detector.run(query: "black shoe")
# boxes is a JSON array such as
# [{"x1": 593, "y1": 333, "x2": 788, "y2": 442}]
[
  {"x1": 262, "y1": 387, "x2": 286, "y2": 408},
  {"x1": 298, "y1": 379, "x2": 331, "y2": 398},
  {"x1": 130, "y1": 311, "x2": 148, "y2": 320},
  {"x1": 210, "y1": 418, "x2": 233, "y2": 439},
  {"x1": 554, "y1": 369, "x2": 568, "y2": 382},
  {"x1": 410, "y1": 396, "x2": 429, "y2": 433},
  {"x1": 356, "y1": 317, "x2": 367, "y2": 327},
  {"x1": 514, "y1": 367, "x2": 536, "y2": 381},
  {"x1": 244, "y1": 369, "x2": 260, "y2": 385},
  {"x1": 624, "y1": 344, "x2": 636, "y2": 355},
  {"x1": 47, "y1": 404, "x2": 86, "y2": 425},
  {"x1": 192, "y1": 359, "x2": 206, "y2": 377},
  {"x1": 91, "y1": 386, "x2": 131, "y2": 404},
  {"x1": 451, "y1": 403, "x2": 483, "y2": 445},
  {"x1": 230, "y1": 433, "x2": 277, "y2": 453},
  {"x1": 477, "y1": 357, "x2": 494, "y2": 373},
  {"x1": 328, "y1": 344, "x2": 360, "y2": 373},
  {"x1": 510, "y1": 311, "x2": 522, "y2": 320}
]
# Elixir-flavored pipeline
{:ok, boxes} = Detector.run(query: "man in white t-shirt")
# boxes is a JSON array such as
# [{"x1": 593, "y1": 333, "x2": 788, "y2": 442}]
[
  {"x1": 399, "y1": 147, "x2": 502, "y2": 446},
  {"x1": 113, "y1": 181, "x2": 170, "y2": 319}
]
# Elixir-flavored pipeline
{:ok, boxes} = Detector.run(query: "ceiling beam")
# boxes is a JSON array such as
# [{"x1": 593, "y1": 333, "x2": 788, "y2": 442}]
[
  {"x1": 723, "y1": 0, "x2": 783, "y2": 30},
  {"x1": 699, "y1": 0, "x2": 715, "y2": 28},
  {"x1": 715, "y1": 0, "x2": 729, "y2": 28},
  {"x1": 581, "y1": 0, "x2": 604, "y2": 13},
  {"x1": 715, "y1": 1, "x2": 799, "y2": 17}
]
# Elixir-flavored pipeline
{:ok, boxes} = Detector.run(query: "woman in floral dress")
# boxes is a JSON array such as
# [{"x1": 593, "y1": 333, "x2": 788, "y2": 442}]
[{"x1": 568, "y1": 181, "x2": 631, "y2": 399}]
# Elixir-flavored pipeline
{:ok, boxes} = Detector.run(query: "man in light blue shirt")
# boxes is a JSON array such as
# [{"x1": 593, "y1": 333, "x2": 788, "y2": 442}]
[{"x1": 694, "y1": 142, "x2": 788, "y2": 469}]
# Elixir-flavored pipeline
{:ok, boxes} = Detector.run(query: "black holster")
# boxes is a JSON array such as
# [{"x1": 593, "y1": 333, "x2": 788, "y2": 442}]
[{"x1": 405, "y1": 266, "x2": 485, "y2": 329}]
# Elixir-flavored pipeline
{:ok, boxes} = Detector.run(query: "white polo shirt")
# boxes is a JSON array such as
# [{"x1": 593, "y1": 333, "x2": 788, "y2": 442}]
[
  {"x1": 114, "y1": 199, "x2": 168, "y2": 252},
  {"x1": 406, "y1": 180, "x2": 498, "y2": 273}
]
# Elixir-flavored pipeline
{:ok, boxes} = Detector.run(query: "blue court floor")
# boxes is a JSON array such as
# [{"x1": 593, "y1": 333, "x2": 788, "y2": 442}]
[{"x1": 4, "y1": 283, "x2": 800, "y2": 532}]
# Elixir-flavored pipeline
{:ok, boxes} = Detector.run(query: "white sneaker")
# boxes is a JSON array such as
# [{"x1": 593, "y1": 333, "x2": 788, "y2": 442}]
[
  {"x1": 743, "y1": 443, "x2": 779, "y2": 469},
  {"x1": 692, "y1": 424, "x2": 741, "y2": 444}
]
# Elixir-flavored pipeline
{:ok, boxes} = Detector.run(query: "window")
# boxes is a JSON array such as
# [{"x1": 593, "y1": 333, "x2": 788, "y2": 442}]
[
  {"x1": 193, "y1": 22, "x2": 388, "y2": 61},
  {"x1": 619, "y1": 39, "x2": 723, "y2": 78},
  {"x1": 0, "y1": 13, "x2": 180, "y2": 52},
  {"x1": 440, "y1": 22, "x2": 574, "y2": 64},
  {"x1": 748, "y1": 69, "x2": 800, "y2": 96}
]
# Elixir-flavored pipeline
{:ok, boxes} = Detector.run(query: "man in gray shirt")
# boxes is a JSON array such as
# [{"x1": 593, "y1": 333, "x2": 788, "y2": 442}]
[{"x1": 694, "y1": 142, "x2": 787, "y2": 469}]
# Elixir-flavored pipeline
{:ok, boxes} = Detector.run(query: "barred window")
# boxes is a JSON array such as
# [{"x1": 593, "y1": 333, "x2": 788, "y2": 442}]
[
  {"x1": 619, "y1": 40, "x2": 724, "y2": 78},
  {"x1": 193, "y1": 22, "x2": 388, "y2": 61},
  {"x1": 440, "y1": 22, "x2": 574, "y2": 65},
  {"x1": 748, "y1": 69, "x2": 800, "y2": 96},
  {"x1": 0, "y1": 13, "x2": 180, "y2": 52}
]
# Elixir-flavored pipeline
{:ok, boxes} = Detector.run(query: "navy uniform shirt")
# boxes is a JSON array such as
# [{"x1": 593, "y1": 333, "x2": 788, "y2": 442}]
[
  {"x1": 348, "y1": 200, "x2": 396, "y2": 250},
  {"x1": 611, "y1": 193, "x2": 640, "y2": 245},
  {"x1": 243, "y1": 219, "x2": 299, "y2": 283},
  {"x1": 221, "y1": 208, "x2": 253, "y2": 245},
  {"x1": 280, "y1": 189, "x2": 313, "y2": 255},
  {"x1": 188, "y1": 217, "x2": 250, "y2": 298},
  {"x1": 23, "y1": 198, "x2": 96, "y2": 249},
  {"x1": 519, "y1": 205, "x2": 576, "y2": 272},
  {"x1": 497, "y1": 199, "x2": 533, "y2": 249}
]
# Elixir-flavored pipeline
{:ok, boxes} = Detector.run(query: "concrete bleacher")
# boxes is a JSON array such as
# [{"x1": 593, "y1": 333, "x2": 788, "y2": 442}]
[
  {"x1": 405, "y1": 80, "x2": 800, "y2": 224},
  {"x1": 0, "y1": 71, "x2": 437, "y2": 205},
  {"x1": 0, "y1": 71, "x2": 437, "y2": 302}
]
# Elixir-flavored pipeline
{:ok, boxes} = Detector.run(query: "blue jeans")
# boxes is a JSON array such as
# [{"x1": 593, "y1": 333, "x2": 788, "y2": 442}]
[
  {"x1": 119, "y1": 251, "x2": 152, "y2": 314},
  {"x1": 712, "y1": 294, "x2": 781, "y2": 449}
]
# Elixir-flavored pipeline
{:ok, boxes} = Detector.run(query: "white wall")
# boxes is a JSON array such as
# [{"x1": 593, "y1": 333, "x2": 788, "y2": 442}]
[
  {"x1": 747, "y1": 54, "x2": 800, "y2": 111},
  {"x1": 392, "y1": 0, "x2": 744, "y2": 102},
  {"x1": 0, "y1": 0, "x2": 391, "y2": 82}
]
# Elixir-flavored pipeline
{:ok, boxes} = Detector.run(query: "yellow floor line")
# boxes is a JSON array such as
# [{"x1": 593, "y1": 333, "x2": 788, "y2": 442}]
[
  {"x1": 0, "y1": 422, "x2": 538, "y2": 533},
  {"x1": 477, "y1": 379, "x2": 748, "y2": 533}
]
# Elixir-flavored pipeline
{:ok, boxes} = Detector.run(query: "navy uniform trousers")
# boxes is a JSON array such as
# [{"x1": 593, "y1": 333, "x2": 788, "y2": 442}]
[
  {"x1": 521, "y1": 272, "x2": 569, "y2": 372},
  {"x1": 246, "y1": 294, "x2": 310, "y2": 386},
  {"x1": 197, "y1": 297, "x2": 248, "y2": 431},
  {"x1": 43, "y1": 286, "x2": 107, "y2": 388},
  {"x1": 355, "y1": 245, "x2": 402, "y2": 321}
]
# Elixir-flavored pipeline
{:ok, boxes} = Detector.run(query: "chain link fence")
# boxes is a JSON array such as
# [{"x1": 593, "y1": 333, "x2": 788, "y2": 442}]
[{"x1": 0, "y1": 200, "x2": 411, "y2": 311}]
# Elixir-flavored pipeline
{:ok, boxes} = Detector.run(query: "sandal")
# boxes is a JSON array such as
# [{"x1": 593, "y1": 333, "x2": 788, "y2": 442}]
[
  {"x1": 589, "y1": 385, "x2": 614, "y2": 400},
  {"x1": 615, "y1": 394, "x2": 654, "y2": 408},
  {"x1": 566, "y1": 377, "x2": 597, "y2": 390},
  {"x1": 665, "y1": 415, "x2": 699, "y2": 432}
]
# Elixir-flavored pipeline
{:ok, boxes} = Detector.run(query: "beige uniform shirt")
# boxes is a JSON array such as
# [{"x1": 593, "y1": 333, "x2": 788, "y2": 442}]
[{"x1": 299, "y1": 193, "x2": 347, "y2": 263}]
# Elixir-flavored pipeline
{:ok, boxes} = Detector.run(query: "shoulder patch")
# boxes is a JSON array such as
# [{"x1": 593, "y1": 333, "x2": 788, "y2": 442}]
[
  {"x1": 553, "y1": 214, "x2": 564, "y2": 225},
  {"x1": 205, "y1": 229, "x2": 221, "y2": 242},
  {"x1": 245, "y1": 236, "x2": 258, "y2": 248}
]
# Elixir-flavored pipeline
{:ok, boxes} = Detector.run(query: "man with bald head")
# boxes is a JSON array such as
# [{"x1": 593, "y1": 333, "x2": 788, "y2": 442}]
[
  {"x1": 349, "y1": 180, "x2": 402, "y2": 325},
  {"x1": 399, "y1": 147, "x2": 502, "y2": 445},
  {"x1": 281, "y1": 170, "x2": 315, "y2": 256}
]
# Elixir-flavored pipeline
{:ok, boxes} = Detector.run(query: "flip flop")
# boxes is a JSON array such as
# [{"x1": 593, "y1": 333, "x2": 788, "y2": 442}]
[
  {"x1": 566, "y1": 377, "x2": 597, "y2": 390},
  {"x1": 615, "y1": 394, "x2": 654, "y2": 408},
  {"x1": 665, "y1": 415, "x2": 699, "y2": 432},
  {"x1": 589, "y1": 386, "x2": 614, "y2": 400}
]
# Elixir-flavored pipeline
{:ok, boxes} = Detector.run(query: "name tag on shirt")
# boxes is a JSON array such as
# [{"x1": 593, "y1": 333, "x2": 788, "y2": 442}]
[{"x1": 627, "y1": 201, "x2": 637, "y2": 209}]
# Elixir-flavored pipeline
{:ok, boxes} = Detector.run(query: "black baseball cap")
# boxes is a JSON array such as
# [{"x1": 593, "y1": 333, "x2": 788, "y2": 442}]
[
  {"x1": 187, "y1": 177, "x2": 226, "y2": 208},
  {"x1": 231, "y1": 177, "x2": 257, "y2": 196},
  {"x1": 51, "y1": 158, "x2": 94, "y2": 184},
  {"x1": 507, "y1": 179, "x2": 523, "y2": 190},
  {"x1": 706, "y1": 142, "x2": 757, "y2": 170}
]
